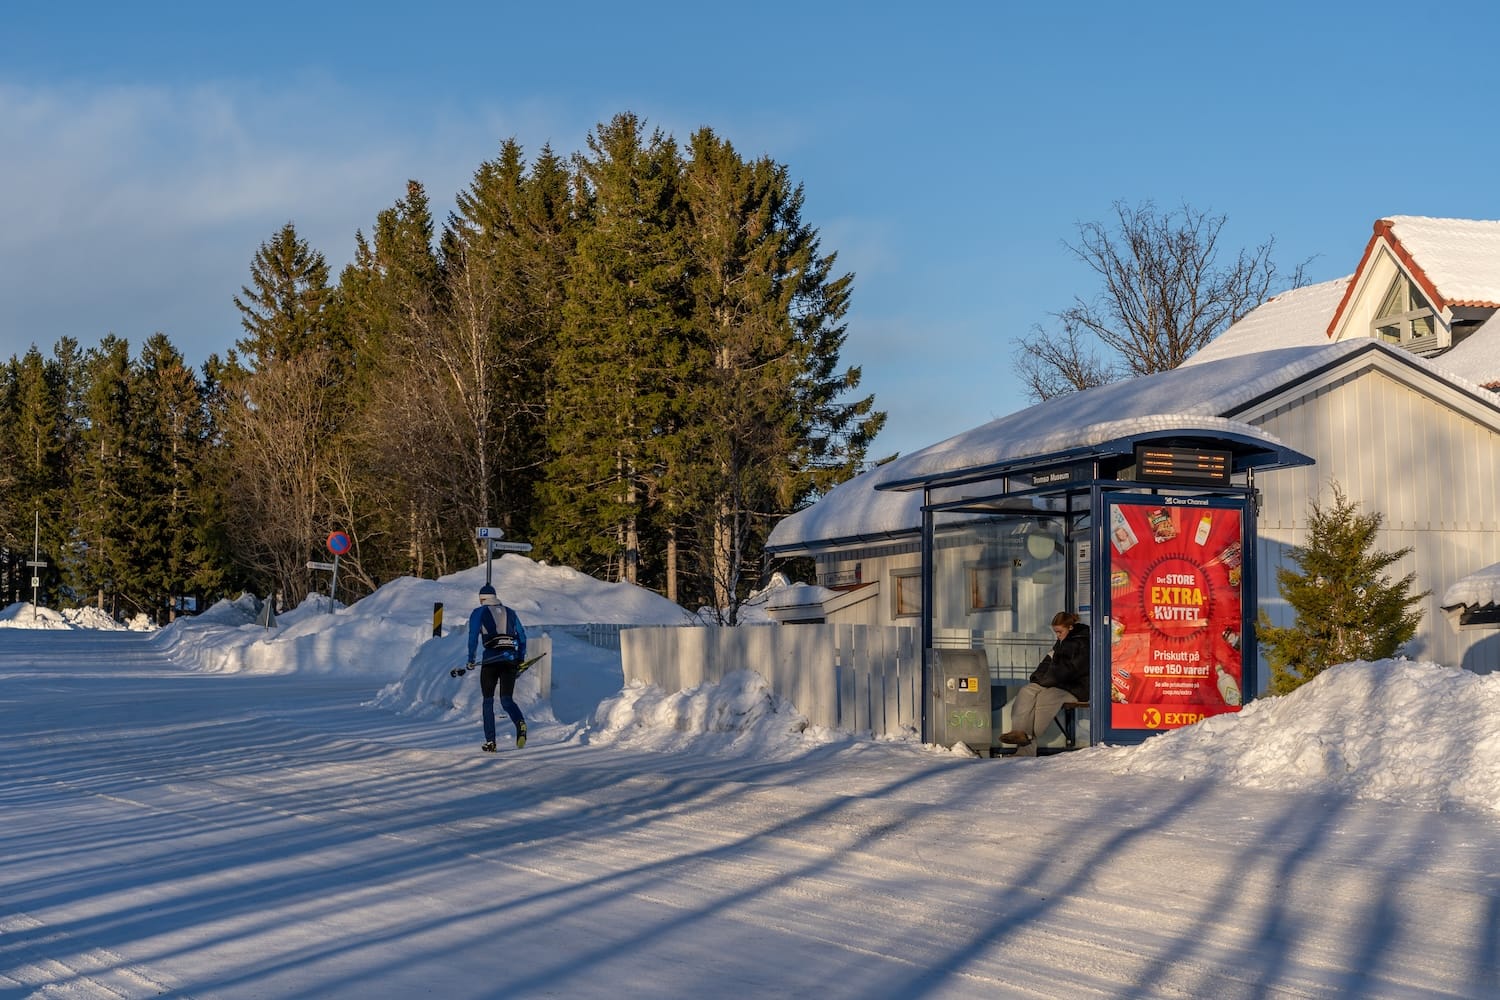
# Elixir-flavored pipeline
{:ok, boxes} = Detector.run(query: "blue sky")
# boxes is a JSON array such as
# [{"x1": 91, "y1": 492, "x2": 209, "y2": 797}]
[{"x1": 4, "y1": 1, "x2": 1500, "y2": 459}]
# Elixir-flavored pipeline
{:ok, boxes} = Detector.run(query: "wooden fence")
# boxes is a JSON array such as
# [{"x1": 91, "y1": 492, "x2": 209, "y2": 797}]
[{"x1": 620, "y1": 623, "x2": 921, "y2": 738}]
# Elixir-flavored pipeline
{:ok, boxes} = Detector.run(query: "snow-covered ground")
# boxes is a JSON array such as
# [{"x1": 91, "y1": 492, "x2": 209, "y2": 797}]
[{"x1": 4, "y1": 556, "x2": 1500, "y2": 998}]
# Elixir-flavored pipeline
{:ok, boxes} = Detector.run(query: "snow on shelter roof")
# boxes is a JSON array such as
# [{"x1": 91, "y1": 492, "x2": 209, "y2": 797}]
[{"x1": 767, "y1": 339, "x2": 1484, "y2": 553}]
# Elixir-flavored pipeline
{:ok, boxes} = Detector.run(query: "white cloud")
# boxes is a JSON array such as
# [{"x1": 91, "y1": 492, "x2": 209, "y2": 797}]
[{"x1": 0, "y1": 81, "x2": 578, "y2": 363}]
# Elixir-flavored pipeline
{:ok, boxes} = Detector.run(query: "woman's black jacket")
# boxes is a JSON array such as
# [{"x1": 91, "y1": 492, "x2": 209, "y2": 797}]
[{"x1": 1029, "y1": 623, "x2": 1090, "y2": 701}]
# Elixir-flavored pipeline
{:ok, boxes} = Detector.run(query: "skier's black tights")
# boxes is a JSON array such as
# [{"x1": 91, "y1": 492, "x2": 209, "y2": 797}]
[{"x1": 480, "y1": 662, "x2": 524, "y2": 743}]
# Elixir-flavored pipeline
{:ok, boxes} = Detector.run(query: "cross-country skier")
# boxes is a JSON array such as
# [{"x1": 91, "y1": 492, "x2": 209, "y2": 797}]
[{"x1": 466, "y1": 583, "x2": 528, "y2": 752}]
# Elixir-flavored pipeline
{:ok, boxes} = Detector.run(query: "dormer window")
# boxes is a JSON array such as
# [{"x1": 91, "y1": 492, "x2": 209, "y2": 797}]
[{"x1": 1372, "y1": 273, "x2": 1439, "y2": 350}]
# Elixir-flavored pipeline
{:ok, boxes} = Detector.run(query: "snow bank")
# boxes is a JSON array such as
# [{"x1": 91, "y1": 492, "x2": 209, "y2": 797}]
[
  {"x1": 1067, "y1": 658, "x2": 1500, "y2": 815},
  {"x1": 151, "y1": 555, "x2": 690, "y2": 680},
  {"x1": 370, "y1": 621, "x2": 556, "y2": 727},
  {"x1": 0, "y1": 601, "x2": 155, "y2": 631},
  {"x1": 587, "y1": 669, "x2": 813, "y2": 756}
]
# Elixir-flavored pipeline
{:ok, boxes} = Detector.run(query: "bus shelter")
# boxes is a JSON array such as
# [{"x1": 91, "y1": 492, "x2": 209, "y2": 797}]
[{"x1": 875, "y1": 425, "x2": 1313, "y2": 750}]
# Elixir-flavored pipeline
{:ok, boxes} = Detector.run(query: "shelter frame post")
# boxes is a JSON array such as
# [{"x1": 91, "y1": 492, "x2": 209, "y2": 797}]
[{"x1": 920, "y1": 497, "x2": 935, "y2": 744}]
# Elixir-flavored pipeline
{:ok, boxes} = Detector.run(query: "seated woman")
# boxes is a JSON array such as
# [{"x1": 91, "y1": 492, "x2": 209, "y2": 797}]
[{"x1": 1001, "y1": 611, "x2": 1089, "y2": 756}]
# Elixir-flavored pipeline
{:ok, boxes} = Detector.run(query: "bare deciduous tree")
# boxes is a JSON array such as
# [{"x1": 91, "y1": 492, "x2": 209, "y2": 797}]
[
  {"x1": 1015, "y1": 200, "x2": 1309, "y2": 401},
  {"x1": 220, "y1": 351, "x2": 336, "y2": 605},
  {"x1": 1013, "y1": 315, "x2": 1114, "y2": 401}
]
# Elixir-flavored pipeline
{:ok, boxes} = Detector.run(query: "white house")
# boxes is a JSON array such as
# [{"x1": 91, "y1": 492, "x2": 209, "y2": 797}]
[{"x1": 766, "y1": 216, "x2": 1500, "y2": 685}]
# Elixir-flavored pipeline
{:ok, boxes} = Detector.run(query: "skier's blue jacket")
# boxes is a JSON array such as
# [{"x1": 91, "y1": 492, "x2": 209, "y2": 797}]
[{"x1": 467, "y1": 602, "x2": 527, "y2": 667}]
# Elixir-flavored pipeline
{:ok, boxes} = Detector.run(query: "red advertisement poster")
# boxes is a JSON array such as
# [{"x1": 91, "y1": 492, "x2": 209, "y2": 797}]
[{"x1": 1106, "y1": 499, "x2": 1244, "y2": 731}]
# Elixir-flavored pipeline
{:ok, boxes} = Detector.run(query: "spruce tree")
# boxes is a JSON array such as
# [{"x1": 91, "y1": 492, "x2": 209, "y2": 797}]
[
  {"x1": 0, "y1": 356, "x2": 25, "y2": 601},
  {"x1": 0, "y1": 117, "x2": 891, "y2": 615},
  {"x1": 69, "y1": 336, "x2": 137, "y2": 612},
  {"x1": 233, "y1": 222, "x2": 335, "y2": 369},
  {"x1": 543, "y1": 113, "x2": 689, "y2": 585},
  {"x1": 134, "y1": 334, "x2": 220, "y2": 620},
  {"x1": 676, "y1": 129, "x2": 813, "y2": 616},
  {"x1": 6, "y1": 346, "x2": 74, "y2": 606},
  {"x1": 1259, "y1": 483, "x2": 1427, "y2": 694},
  {"x1": 677, "y1": 128, "x2": 885, "y2": 619},
  {"x1": 437, "y1": 140, "x2": 577, "y2": 557}
]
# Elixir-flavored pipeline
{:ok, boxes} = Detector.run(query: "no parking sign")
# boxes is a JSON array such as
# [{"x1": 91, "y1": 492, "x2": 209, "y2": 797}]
[{"x1": 316, "y1": 531, "x2": 350, "y2": 613}]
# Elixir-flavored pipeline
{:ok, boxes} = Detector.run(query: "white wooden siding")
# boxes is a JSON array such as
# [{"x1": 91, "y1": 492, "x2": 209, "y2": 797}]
[
  {"x1": 813, "y1": 543, "x2": 920, "y2": 627},
  {"x1": 1248, "y1": 369, "x2": 1500, "y2": 672}
]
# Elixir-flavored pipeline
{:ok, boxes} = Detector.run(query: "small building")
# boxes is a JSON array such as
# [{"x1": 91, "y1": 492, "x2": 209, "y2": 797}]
[{"x1": 767, "y1": 217, "x2": 1500, "y2": 731}]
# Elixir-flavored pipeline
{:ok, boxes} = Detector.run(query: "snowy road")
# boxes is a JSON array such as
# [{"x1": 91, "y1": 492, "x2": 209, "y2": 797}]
[{"x1": 4, "y1": 630, "x2": 1500, "y2": 998}]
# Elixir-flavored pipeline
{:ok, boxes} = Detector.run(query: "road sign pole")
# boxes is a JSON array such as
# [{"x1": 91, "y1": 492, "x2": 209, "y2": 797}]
[
  {"x1": 328, "y1": 553, "x2": 341, "y2": 613},
  {"x1": 29, "y1": 511, "x2": 47, "y2": 622},
  {"x1": 323, "y1": 531, "x2": 352, "y2": 613},
  {"x1": 474, "y1": 527, "x2": 532, "y2": 589},
  {"x1": 475, "y1": 527, "x2": 503, "y2": 587}
]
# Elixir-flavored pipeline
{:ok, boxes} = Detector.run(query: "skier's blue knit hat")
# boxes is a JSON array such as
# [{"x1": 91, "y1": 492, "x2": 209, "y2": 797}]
[{"x1": 478, "y1": 583, "x2": 499, "y2": 605}]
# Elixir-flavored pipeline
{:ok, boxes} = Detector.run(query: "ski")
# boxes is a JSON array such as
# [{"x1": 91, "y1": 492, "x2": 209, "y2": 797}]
[{"x1": 450, "y1": 652, "x2": 548, "y2": 678}]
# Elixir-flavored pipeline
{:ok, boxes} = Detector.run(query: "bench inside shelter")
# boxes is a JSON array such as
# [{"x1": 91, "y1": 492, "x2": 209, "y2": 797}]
[{"x1": 934, "y1": 630, "x2": 1090, "y2": 754}]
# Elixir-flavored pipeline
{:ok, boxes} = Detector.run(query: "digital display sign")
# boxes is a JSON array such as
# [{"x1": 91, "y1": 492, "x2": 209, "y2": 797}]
[{"x1": 1134, "y1": 445, "x2": 1232, "y2": 486}]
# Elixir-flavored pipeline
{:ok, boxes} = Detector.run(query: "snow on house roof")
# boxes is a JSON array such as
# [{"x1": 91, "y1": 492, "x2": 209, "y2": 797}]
[
  {"x1": 1177, "y1": 226, "x2": 1500, "y2": 388},
  {"x1": 1443, "y1": 562, "x2": 1500, "y2": 610},
  {"x1": 1179, "y1": 277, "x2": 1349, "y2": 368},
  {"x1": 1385, "y1": 216, "x2": 1500, "y2": 308},
  {"x1": 765, "y1": 582, "x2": 839, "y2": 609},
  {"x1": 1326, "y1": 216, "x2": 1500, "y2": 339},
  {"x1": 1432, "y1": 309, "x2": 1500, "y2": 388}
]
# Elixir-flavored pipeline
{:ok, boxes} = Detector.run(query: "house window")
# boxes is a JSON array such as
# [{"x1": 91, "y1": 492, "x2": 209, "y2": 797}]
[
  {"x1": 1371, "y1": 274, "x2": 1438, "y2": 348},
  {"x1": 892, "y1": 568, "x2": 922, "y2": 618},
  {"x1": 966, "y1": 560, "x2": 1013, "y2": 612}
]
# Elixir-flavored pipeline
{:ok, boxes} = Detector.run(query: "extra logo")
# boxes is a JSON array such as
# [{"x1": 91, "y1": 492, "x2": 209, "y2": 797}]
[{"x1": 1134, "y1": 707, "x2": 1209, "y2": 729}]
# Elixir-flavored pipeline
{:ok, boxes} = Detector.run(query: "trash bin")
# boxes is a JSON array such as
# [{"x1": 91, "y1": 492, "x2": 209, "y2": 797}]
[{"x1": 929, "y1": 648, "x2": 992, "y2": 749}]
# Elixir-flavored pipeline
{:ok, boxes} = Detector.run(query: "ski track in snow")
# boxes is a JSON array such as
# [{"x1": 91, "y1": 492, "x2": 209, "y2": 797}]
[{"x1": 3, "y1": 631, "x2": 1500, "y2": 998}]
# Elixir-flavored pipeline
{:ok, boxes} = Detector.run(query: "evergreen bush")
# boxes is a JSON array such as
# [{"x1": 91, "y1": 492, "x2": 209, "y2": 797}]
[{"x1": 1259, "y1": 483, "x2": 1427, "y2": 694}]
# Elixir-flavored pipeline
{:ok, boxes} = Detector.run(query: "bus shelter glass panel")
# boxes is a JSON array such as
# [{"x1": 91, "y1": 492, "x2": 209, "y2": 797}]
[
  {"x1": 1102, "y1": 495, "x2": 1249, "y2": 740},
  {"x1": 931, "y1": 508, "x2": 1067, "y2": 748}
]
